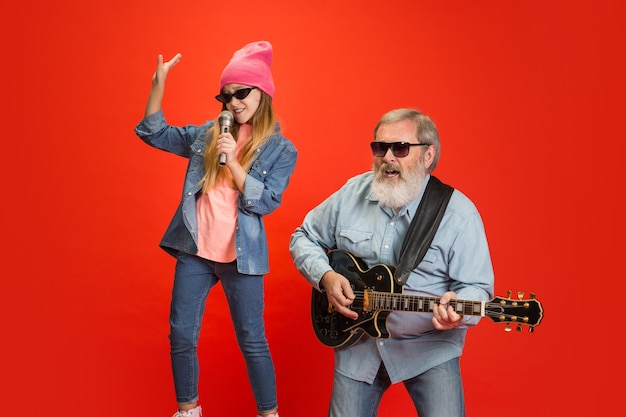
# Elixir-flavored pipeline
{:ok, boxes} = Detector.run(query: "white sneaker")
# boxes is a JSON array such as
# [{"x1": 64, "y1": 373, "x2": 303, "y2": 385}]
[{"x1": 172, "y1": 405, "x2": 202, "y2": 417}]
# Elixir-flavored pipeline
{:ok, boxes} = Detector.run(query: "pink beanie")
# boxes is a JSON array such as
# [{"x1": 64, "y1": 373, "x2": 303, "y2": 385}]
[{"x1": 220, "y1": 41, "x2": 275, "y2": 98}]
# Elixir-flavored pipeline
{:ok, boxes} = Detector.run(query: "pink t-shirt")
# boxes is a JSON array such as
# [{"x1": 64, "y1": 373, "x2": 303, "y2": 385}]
[{"x1": 195, "y1": 124, "x2": 252, "y2": 262}]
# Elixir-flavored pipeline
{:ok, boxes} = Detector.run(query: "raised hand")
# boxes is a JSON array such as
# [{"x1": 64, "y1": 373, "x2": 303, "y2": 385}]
[
  {"x1": 144, "y1": 53, "x2": 182, "y2": 118},
  {"x1": 152, "y1": 53, "x2": 182, "y2": 87}
]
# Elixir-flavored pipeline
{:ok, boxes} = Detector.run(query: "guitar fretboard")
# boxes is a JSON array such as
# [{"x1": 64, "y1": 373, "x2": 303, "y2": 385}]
[{"x1": 363, "y1": 290, "x2": 485, "y2": 317}]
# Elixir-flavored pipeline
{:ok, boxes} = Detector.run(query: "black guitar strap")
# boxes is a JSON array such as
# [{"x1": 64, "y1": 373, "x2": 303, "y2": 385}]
[{"x1": 393, "y1": 176, "x2": 454, "y2": 286}]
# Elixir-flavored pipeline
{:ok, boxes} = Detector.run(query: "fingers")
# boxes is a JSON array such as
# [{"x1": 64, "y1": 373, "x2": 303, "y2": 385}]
[
  {"x1": 150, "y1": 52, "x2": 183, "y2": 92},
  {"x1": 329, "y1": 292, "x2": 358, "y2": 320},
  {"x1": 167, "y1": 53, "x2": 182, "y2": 67},
  {"x1": 432, "y1": 292, "x2": 461, "y2": 330},
  {"x1": 328, "y1": 284, "x2": 354, "y2": 309},
  {"x1": 331, "y1": 281, "x2": 357, "y2": 320},
  {"x1": 339, "y1": 278, "x2": 355, "y2": 302},
  {"x1": 321, "y1": 271, "x2": 358, "y2": 320},
  {"x1": 216, "y1": 133, "x2": 236, "y2": 160},
  {"x1": 155, "y1": 53, "x2": 182, "y2": 71}
]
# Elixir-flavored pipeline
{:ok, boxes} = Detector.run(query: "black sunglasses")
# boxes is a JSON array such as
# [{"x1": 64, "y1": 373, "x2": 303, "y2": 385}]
[
  {"x1": 370, "y1": 141, "x2": 429, "y2": 158},
  {"x1": 215, "y1": 87, "x2": 257, "y2": 104}
]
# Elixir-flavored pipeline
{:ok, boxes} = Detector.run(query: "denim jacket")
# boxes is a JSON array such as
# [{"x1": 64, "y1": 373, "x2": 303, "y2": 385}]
[{"x1": 135, "y1": 110, "x2": 297, "y2": 275}]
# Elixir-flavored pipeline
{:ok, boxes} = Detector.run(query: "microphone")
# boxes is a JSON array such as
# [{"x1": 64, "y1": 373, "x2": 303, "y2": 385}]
[{"x1": 218, "y1": 110, "x2": 234, "y2": 166}]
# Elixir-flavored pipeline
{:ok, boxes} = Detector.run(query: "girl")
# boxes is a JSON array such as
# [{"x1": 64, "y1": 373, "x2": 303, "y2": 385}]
[{"x1": 135, "y1": 41, "x2": 296, "y2": 417}]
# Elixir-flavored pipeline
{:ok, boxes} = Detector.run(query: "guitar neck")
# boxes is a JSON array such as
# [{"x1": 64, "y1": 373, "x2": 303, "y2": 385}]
[{"x1": 365, "y1": 290, "x2": 484, "y2": 317}]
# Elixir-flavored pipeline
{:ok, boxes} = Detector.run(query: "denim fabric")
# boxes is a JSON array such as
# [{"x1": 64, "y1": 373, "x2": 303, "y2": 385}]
[
  {"x1": 135, "y1": 110, "x2": 297, "y2": 275},
  {"x1": 328, "y1": 358, "x2": 464, "y2": 417},
  {"x1": 169, "y1": 253, "x2": 277, "y2": 412}
]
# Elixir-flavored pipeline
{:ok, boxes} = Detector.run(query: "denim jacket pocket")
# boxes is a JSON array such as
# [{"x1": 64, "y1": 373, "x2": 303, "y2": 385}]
[
  {"x1": 189, "y1": 140, "x2": 206, "y2": 173},
  {"x1": 249, "y1": 159, "x2": 271, "y2": 181}
]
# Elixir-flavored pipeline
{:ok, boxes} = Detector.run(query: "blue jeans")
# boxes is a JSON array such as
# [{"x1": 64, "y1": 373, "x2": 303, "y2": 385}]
[
  {"x1": 328, "y1": 357, "x2": 464, "y2": 417},
  {"x1": 169, "y1": 253, "x2": 277, "y2": 412}
]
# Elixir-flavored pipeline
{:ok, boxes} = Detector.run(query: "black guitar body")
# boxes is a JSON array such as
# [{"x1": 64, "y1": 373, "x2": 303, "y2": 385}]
[
  {"x1": 311, "y1": 250, "x2": 400, "y2": 348},
  {"x1": 310, "y1": 250, "x2": 544, "y2": 348}
]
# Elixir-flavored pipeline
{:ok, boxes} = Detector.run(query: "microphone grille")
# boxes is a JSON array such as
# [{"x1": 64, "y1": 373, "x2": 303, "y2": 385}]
[{"x1": 218, "y1": 110, "x2": 234, "y2": 126}]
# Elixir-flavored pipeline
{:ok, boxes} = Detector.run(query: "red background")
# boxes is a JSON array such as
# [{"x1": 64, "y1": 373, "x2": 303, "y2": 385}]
[{"x1": 2, "y1": 1, "x2": 624, "y2": 415}]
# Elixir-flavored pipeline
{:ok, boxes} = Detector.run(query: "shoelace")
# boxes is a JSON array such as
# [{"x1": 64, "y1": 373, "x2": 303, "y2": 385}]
[{"x1": 172, "y1": 411, "x2": 194, "y2": 417}]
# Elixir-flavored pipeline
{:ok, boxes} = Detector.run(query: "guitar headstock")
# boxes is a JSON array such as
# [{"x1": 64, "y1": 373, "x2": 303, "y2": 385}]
[{"x1": 485, "y1": 291, "x2": 544, "y2": 332}]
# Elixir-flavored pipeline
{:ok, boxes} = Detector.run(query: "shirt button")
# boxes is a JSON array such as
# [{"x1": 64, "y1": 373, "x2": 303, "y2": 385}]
[
  {"x1": 378, "y1": 341, "x2": 384, "y2": 346},
  {"x1": 390, "y1": 221, "x2": 395, "y2": 226}
]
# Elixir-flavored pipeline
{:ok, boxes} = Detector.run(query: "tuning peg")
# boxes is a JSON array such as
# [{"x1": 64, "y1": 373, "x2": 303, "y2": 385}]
[
  {"x1": 517, "y1": 291, "x2": 524, "y2": 300},
  {"x1": 507, "y1": 290, "x2": 512, "y2": 299},
  {"x1": 505, "y1": 323, "x2": 511, "y2": 332},
  {"x1": 529, "y1": 326, "x2": 535, "y2": 333},
  {"x1": 516, "y1": 324, "x2": 522, "y2": 332},
  {"x1": 530, "y1": 293, "x2": 536, "y2": 300}
]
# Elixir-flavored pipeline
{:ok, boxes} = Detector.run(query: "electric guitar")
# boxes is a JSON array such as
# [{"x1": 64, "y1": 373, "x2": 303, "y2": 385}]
[{"x1": 311, "y1": 249, "x2": 544, "y2": 348}]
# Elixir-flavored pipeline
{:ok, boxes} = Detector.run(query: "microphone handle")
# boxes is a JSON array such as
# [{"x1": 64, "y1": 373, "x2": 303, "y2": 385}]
[{"x1": 218, "y1": 125, "x2": 229, "y2": 166}]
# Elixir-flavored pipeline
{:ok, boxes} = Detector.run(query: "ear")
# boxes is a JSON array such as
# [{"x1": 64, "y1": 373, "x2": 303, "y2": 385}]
[{"x1": 423, "y1": 145, "x2": 436, "y2": 171}]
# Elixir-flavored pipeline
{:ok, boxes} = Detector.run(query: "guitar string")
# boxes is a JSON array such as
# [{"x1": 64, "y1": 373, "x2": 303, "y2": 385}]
[
  {"x1": 344, "y1": 290, "x2": 536, "y2": 324},
  {"x1": 348, "y1": 290, "x2": 482, "y2": 315}
]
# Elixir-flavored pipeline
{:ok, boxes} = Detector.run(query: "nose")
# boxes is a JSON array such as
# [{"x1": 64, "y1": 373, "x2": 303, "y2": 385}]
[{"x1": 381, "y1": 147, "x2": 396, "y2": 163}]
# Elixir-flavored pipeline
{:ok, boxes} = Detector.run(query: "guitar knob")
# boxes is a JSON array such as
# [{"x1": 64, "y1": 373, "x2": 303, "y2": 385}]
[
  {"x1": 505, "y1": 324, "x2": 511, "y2": 332},
  {"x1": 529, "y1": 326, "x2": 535, "y2": 333},
  {"x1": 516, "y1": 324, "x2": 522, "y2": 332},
  {"x1": 517, "y1": 291, "x2": 524, "y2": 300}
]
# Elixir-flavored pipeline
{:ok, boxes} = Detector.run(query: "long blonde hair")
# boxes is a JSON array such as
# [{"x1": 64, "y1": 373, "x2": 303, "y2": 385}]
[{"x1": 200, "y1": 92, "x2": 277, "y2": 192}]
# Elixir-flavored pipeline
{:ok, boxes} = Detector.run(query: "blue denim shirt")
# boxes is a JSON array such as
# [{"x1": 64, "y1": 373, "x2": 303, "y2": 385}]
[
  {"x1": 135, "y1": 110, "x2": 297, "y2": 275},
  {"x1": 289, "y1": 173, "x2": 494, "y2": 383}
]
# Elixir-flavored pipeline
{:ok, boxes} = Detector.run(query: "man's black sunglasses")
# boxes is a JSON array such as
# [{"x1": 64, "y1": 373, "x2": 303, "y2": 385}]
[
  {"x1": 215, "y1": 87, "x2": 257, "y2": 104},
  {"x1": 370, "y1": 141, "x2": 429, "y2": 158}
]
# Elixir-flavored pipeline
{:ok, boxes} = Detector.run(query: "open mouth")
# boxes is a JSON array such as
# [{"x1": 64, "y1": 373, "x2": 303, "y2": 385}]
[{"x1": 384, "y1": 168, "x2": 399, "y2": 178}]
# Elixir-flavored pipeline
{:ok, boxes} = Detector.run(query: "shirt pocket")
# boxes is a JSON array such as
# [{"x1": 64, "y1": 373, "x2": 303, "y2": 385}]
[
  {"x1": 337, "y1": 229, "x2": 373, "y2": 259},
  {"x1": 418, "y1": 247, "x2": 441, "y2": 275}
]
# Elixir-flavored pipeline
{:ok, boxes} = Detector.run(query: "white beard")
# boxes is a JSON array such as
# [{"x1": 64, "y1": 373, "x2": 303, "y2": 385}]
[{"x1": 371, "y1": 162, "x2": 425, "y2": 209}]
